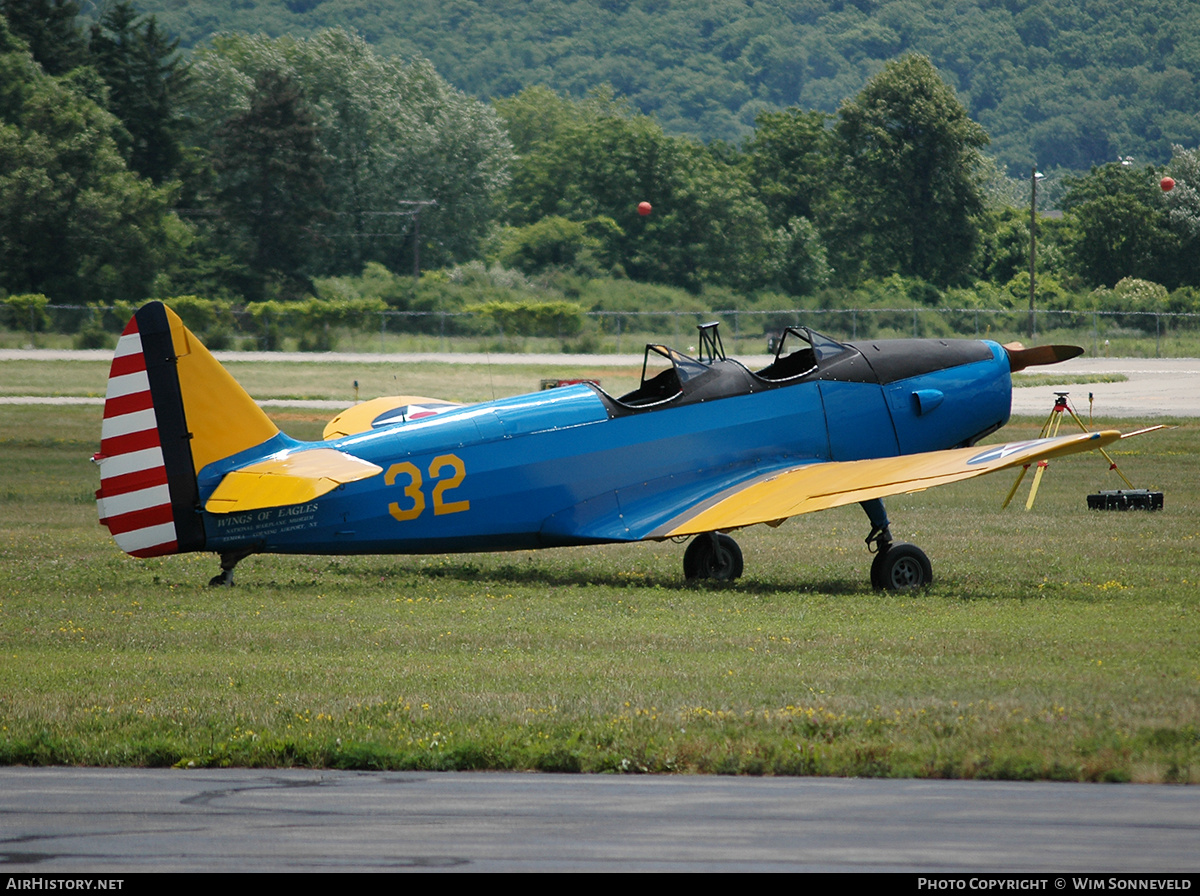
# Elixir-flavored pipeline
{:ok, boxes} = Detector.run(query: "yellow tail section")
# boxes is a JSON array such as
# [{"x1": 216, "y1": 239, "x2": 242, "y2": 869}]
[{"x1": 162, "y1": 305, "x2": 280, "y2": 474}]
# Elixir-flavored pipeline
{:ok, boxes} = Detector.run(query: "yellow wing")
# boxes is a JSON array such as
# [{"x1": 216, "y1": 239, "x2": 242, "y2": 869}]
[
  {"x1": 323, "y1": 396, "x2": 462, "y2": 439},
  {"x1": 651, "y1": 430, "x2": 1131, "y2": 538}
]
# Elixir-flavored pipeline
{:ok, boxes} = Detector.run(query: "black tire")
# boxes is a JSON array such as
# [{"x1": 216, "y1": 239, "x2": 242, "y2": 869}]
[
  {"x1": 683, "y1": 533, "x2": 744, "y2": 582},
  {"x1": 871, "y1": 542, "x2": 932, "y2": 591}
]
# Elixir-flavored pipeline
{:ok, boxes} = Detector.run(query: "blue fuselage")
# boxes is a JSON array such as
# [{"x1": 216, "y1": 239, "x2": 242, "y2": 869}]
[{"x1": 198, "y1": 339, "x2": 1013, "y2": 555}]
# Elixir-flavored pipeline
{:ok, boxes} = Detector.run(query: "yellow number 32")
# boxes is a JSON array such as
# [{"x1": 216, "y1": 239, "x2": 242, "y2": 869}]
[{"x1": 385, "y1": 454, "x2": 470, "y2": 522}]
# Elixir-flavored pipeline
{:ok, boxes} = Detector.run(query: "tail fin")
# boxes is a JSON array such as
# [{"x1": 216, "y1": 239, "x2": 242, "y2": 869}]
[{"x1": 95, "y1": 302, "x2": 280, "y2": 557}]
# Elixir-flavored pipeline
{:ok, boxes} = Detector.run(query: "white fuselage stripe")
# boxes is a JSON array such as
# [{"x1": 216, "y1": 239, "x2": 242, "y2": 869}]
[
  {"x1": 97, "y1": 484, "x2": 171, "y2": 520},
  {"x1": 113, "y1": 332, "x2": 144, "y2": 359}
]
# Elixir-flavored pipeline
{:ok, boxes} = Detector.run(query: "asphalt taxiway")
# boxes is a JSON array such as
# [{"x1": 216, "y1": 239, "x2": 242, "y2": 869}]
[{"x1": 3, "y1": 769, "x2": 1199, "y2": 873}]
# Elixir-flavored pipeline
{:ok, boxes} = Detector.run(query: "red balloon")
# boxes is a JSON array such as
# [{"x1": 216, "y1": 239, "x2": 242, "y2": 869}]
[
  {"x1": 1161, "y1": 176, "x2": 1175, "y2": 192},
  {"x1": 637, "y1": 201, "x2": 652, "y2": 216}
]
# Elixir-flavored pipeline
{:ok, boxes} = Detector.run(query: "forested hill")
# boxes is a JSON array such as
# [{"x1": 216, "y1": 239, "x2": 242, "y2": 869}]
[{"x1": 133, "y1": 0, "x2": 1199, "y2": 174}]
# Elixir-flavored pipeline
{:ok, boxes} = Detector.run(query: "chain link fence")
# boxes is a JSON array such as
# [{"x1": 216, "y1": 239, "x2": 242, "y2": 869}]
[{"x1": 8, "y1": 304, "x2": 1200, "y2": 358}]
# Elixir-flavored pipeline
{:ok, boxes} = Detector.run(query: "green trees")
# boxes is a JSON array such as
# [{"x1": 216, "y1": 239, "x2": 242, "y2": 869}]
[
  {"x1": 88, "y1": 1, "x2": 189, "y2": 185},
  {"x1": 1059, "y1": 153, "x2": 1200, "y2": 290},
  {"x1": 189, "y1": 30, "x2": 512, "y2": 281},
  {"x1": 496, "y1": 87, "x2": 772, "y2": 291},
  {"x1": 833, "y1": 55, "x2": 990, "y2": 287},
  {"x1": 126, "y1": 0, "x2": 1200, "y2": 175},
  {"x1": 211, "y1": 69, "x2": 328, "y2": 301},
  {"x1": 745, "y1": 108, "x2": 836, "y2": 228},
  {"x1": 0, "y1": 0, "x2": 87, "y2": 76},
  {"x1": 0, "y1": 17, "x2": 171, "y2": 304},
  {"x1": 494, "y1": 60, "x2": 995, "y2": 295},
  {"x1": 3, "y1": 0, "x2": 1196, "y2": 315},
  {"x1": 1060, "y1": 164, "x2": 1168, "y2": 288},
  {"x1": 1163, "y1": 145, "x2": 1200, "y2": 280}
]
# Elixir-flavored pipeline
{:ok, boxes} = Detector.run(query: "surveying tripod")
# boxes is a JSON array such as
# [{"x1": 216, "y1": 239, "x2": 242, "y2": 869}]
[{"x1": 1002, "y1": 392, "x2": 1135, "y2": 511}]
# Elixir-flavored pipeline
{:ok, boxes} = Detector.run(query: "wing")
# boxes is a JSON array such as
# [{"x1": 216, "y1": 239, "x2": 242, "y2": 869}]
[
  {"x1": 648, "y1": 430, "x2": 1131, "y2": 538},
  {"x1": 322, "y1": 396, "x2": 463, "y2": 439}
]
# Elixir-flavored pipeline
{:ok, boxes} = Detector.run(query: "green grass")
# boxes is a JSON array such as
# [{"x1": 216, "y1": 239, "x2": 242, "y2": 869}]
[
  {"x1": 0, "y1": 358, "x2": 643, "y2": 405},
  {"x1": 0, "y1": 390, "x2": 1197, "y2": 780}
]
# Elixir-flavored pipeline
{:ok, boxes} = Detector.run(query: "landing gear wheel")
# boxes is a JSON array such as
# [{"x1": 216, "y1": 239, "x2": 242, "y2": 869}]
[
  {"x1": 871, "y1": 542, "x2": 932, "y2": 591},
  {"x1": 209, "y1": 549, "x2": 254, "y2": 587},
  {"x1": 683, "y1": 533, "x2": 744, "y2": 582}
]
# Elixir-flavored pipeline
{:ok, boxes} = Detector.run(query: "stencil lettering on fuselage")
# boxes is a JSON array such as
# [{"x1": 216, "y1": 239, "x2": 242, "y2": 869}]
[{"x1": 211, "y1": 503, "x2": 321, "y2": 538}]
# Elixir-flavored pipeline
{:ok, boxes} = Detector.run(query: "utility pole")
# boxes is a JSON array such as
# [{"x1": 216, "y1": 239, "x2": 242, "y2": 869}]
[
  {"x1": 355, "y1": 201, "x2": 437, "y2": 279},
  {"x1": 1028, "y1": 166, "x2": 1043, "y2": 339},
  {"x1": 406, "y1": 200, "x2": 436, "y2": 280}
]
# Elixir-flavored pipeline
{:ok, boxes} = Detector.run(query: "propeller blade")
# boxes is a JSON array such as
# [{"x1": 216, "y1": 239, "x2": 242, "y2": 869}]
[{"x1": 1003, "y1": 343, "x2": 1084, "y2": 372}]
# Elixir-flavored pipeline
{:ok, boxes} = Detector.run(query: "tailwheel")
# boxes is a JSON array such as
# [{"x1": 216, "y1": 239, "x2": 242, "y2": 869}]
[
  {"x1": 870, "y1": 542, "x2": 932, "y2": 591},
  {"x1": 683, "y1": 532, "x2": 744, "y2": 582},
  {"x1": 209, "y1": 549, "x2": 254, "y2": 587},
  {"x1": 209, "y1": 569, "x2": 235, "y2": 587}
]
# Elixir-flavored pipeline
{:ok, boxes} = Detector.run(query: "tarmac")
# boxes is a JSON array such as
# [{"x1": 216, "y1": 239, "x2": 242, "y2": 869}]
[{"x1": 3, "y1": 768, "x2": 1199, "y2": 873}]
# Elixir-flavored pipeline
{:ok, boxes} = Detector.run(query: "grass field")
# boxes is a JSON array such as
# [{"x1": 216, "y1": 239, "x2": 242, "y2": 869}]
[{"x1": 0, "y1": 358, "x2": 1196, "y2": 780}]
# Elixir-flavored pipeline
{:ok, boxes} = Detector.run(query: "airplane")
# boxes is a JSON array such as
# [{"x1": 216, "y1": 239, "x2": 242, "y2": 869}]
[{"x1": 94, "y1": 301, "x2": 1153, "y2": 590}]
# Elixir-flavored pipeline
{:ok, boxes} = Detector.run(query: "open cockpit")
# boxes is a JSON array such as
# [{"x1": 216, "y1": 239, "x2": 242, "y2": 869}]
[{"x1": 595, "y1": 321, "x2": 870, "y2": 416}]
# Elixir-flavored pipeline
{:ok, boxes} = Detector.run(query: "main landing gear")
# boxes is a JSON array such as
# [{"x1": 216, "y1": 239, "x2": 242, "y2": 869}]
[
  {"x1": 682, "y1": 521, "x2": 931, "y2": 590},
  {"x1": 867, "y1": 529, "x2": 932, "y2": 590},
  {"x1": 683, "y1": 532, "x2": 744, "y2": 582},
  {"x1": 863, "y1": 497, "x2": 932, "y2": 590}
]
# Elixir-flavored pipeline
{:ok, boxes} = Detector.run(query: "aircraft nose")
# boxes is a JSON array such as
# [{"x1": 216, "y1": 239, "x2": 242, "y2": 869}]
[{"x1": 1002, "y1": 343, "x2": 1084, "y2": 373}]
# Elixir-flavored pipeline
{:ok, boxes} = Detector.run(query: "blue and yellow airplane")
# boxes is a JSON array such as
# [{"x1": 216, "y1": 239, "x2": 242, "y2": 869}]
[{"x1": 95, "y1": 302, "x2": 1144, "y2": 589}]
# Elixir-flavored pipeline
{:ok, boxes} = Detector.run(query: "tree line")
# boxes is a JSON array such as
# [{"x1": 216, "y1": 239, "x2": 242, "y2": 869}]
[
  {"x1": 2, "y1": 0, "x2": 1198, "y2": 326},
  {"x1": 127, "y1": 0, "x2": 1200, "y2": 175}
]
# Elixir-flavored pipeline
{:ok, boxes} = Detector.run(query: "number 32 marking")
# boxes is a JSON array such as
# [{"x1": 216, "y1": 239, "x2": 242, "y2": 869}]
[{"x1": 386, "y1": 454, "x2": 470, "y2": 522}]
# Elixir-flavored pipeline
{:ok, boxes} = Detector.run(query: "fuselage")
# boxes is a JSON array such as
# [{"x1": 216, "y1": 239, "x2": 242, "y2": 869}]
[{"x1": 196, "y1": 336, "x2": 1014, "y2": 556}]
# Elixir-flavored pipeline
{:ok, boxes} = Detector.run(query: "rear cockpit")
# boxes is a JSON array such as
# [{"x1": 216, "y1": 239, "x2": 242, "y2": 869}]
[{"x1": 612, "y1": 322, "x2": 754, "y2": 409}]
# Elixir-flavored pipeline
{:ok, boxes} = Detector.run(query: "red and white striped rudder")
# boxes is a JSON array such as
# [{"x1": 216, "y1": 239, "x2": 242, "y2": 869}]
[{"x1": 94, "y1": 304, "x2": 205, "y2": 557}]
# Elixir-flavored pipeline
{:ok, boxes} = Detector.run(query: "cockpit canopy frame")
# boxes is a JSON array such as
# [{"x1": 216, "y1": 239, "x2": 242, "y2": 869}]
[{"x1": 605, "y1": 321, "x2": 866, "y2": 413}]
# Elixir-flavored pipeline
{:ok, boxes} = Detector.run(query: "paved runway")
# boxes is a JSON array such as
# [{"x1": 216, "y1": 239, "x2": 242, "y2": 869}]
[
  {"x1": 1009, "y1": 357, "x2": 1200, "y2": 418},
  {"x1": 3, "y1": 768, "x2": 1199, "y2": 872}
]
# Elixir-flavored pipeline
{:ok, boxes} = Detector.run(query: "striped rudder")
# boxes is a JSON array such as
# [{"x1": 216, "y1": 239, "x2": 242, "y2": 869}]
[{"x1": 95, "y1": 304, "x2": 205, "y2": 557}]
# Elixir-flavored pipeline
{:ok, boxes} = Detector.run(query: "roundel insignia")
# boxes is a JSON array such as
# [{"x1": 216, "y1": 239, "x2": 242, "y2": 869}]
[
  {"x1": 967, "y1": 438, "x2": 1052, "y2": 466},
  {"x1": 371, "y1": 402, "x2": 459, "y2": 428}
]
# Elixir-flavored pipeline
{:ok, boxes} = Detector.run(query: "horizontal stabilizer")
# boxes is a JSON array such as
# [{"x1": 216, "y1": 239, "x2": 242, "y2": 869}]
[
  {"x1": 205, "y1": 448, "x2": 382, "y2": 513},
  {"x1": 650, "y1": 430, "x2": 1124, "y2": 538}
]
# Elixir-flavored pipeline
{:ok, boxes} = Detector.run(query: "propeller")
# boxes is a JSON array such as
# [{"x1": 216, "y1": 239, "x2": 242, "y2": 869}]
[{"x1": 1002, "y1": 342, "x2": 1084, "y2": 373}]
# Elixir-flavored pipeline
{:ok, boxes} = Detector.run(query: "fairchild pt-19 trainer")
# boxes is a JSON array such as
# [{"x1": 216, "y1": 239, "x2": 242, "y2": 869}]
[{"x1": 96, "y1": 302, "x2": 1148, "y2": 588}]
